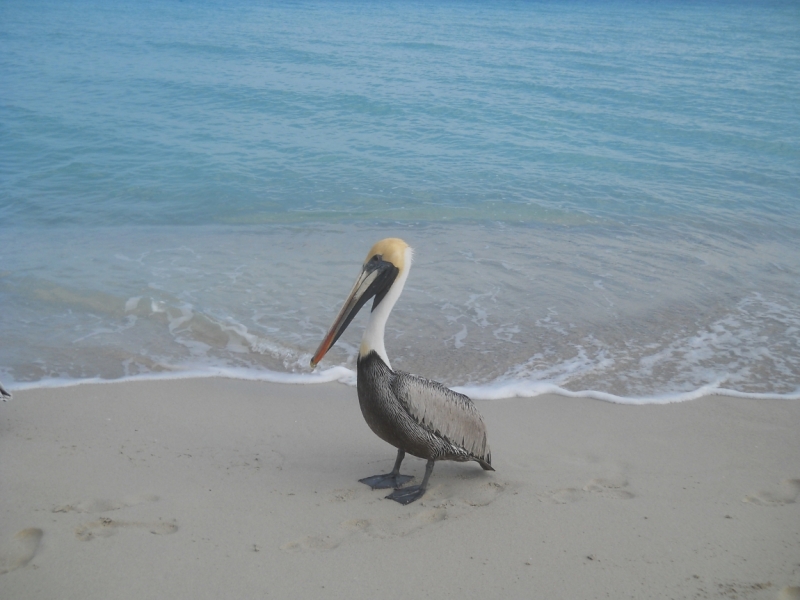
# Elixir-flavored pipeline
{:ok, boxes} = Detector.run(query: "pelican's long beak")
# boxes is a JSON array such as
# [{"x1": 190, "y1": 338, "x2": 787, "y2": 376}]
[{"x1": 310, "y1": 256, "x2": 398, "y2": 368}]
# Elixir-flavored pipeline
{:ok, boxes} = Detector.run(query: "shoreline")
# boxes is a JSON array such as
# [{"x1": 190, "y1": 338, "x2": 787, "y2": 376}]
[
  {"x1": 4, "y1": 370, "x2": 800, "y2": 406},
  {"x1": 1, "y1": 378, "x2": 799, "y2": 598}
]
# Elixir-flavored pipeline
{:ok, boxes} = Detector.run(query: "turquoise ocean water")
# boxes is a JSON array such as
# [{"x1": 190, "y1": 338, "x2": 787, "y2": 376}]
[{"x1": 2, "y1": 0, "x2": 799, "y2": 403}]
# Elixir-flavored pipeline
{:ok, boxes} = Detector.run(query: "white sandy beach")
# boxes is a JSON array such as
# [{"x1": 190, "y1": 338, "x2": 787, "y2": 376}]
[{"x1": 1, "y1": 378, "x2": 799, "y2": 599}]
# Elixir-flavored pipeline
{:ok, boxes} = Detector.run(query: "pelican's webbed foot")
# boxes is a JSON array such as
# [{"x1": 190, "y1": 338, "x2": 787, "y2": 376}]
[
  {"x1": 359, "y1": 448, "x2": 413, "y2": 489},
  {"x1": 359, "y1": 473, "x2": 413, "y2": 489},
  {"x1": 386, "y1": 458, "x2": 435, "y2": 505},
  {"x1": 386, "y1": 484, "x2": 425, "y2": 504}
]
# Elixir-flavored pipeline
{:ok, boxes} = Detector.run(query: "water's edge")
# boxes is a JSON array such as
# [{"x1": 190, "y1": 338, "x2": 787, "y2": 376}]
[{"x1": 5, "y1": 368, "x2": 800, "y2": 406}]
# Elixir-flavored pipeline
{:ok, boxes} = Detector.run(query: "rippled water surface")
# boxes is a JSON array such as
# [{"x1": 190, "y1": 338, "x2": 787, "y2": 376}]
[{"x1": 2, "y1": 0, "x2": 799, "y2": 402}]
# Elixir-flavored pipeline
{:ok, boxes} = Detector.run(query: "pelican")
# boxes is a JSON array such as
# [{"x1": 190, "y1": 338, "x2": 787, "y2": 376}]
[{"x1": 311, "y1": 238, "x2": 493, "y2": 504}]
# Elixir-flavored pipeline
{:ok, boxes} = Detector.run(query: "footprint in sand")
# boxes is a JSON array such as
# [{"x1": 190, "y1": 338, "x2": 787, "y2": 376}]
[
  {"x1": 53, "y1": 494, "x2": 160, "y2": 514},
  {"x1": 282, "y1": 516, "x2": 398, "y2": 553},
  {"x1": 282, "y1": 517, "x2": 400, "y2": 552},
  {"x1": 0, "y1": 528, "x2": 43, "y2": 575},
  {"x1": 283, "y1": 480, "x2": 507, "y2": 552},
  {"x1": 280, "y1": 533, "x2": 340, "y2": 552},
  {"x1": 743, "y1": 479, "x2": 800, "y2": 506},
  {"x1": 545, "y1": 475, "x2": 634, "y2": 504},
  {"x1": 548, "y1": 488, "x2": 585, "y2": 504},
  {"x1": 583, "y1": 477, "x2": 635, "y2": 500},
  {"x1": 329, "y1": 488, "x2": 359, "y2": 503},
  {"x1": 75, "y1": 518, "x2": 178, "y2": 541},
  {"x1": 51, "y1": 495, "x2": 177, "y2": 541},
  {"x1": 461, "y1": 480, "x2": 507, "y2": 507}
]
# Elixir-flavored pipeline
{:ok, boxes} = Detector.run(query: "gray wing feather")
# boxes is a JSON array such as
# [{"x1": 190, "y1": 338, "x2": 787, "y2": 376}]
[{"x1": 392, "y1": 372, "x2": 489, "y2": 460}]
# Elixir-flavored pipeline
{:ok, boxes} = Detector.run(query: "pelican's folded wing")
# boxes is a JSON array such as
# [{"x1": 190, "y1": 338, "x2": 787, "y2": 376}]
[{"x1": 392, "y1": 371, "x2": 490, "y2": 462}]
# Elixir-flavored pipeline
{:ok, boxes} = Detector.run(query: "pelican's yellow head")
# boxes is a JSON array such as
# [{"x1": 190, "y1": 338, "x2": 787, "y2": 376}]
[
  {"x1": 310, "y1": 238, "x2": 412, "y2": 368},
  {"x1": 364, "y1": 238, "x2": 411, "y2": 273}
]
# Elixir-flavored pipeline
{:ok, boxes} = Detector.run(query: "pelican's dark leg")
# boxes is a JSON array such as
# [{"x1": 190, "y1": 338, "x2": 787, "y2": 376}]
[
  {"x1": 386, "y1": 459, "x2": 434, "y2": 505},
  {"x1": 359, "y1": 449, "x2": 414, "y2": 489}
]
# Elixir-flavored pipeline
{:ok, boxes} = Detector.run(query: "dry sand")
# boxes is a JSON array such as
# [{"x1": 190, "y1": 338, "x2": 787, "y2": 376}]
[{"x1": 1, "y1": 378, "x2": 799, "y2": 599}]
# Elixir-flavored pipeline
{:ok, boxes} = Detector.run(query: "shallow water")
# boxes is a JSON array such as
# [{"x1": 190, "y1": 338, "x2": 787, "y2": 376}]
[{"x1": 2, "y1": 0, "x2": 799, "y2": 402}]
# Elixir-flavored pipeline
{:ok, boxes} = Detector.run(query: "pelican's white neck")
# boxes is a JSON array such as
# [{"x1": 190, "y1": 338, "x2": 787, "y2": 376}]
[{"x1": 359, "y1": 246, "x2": 413, "y2": 369}]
